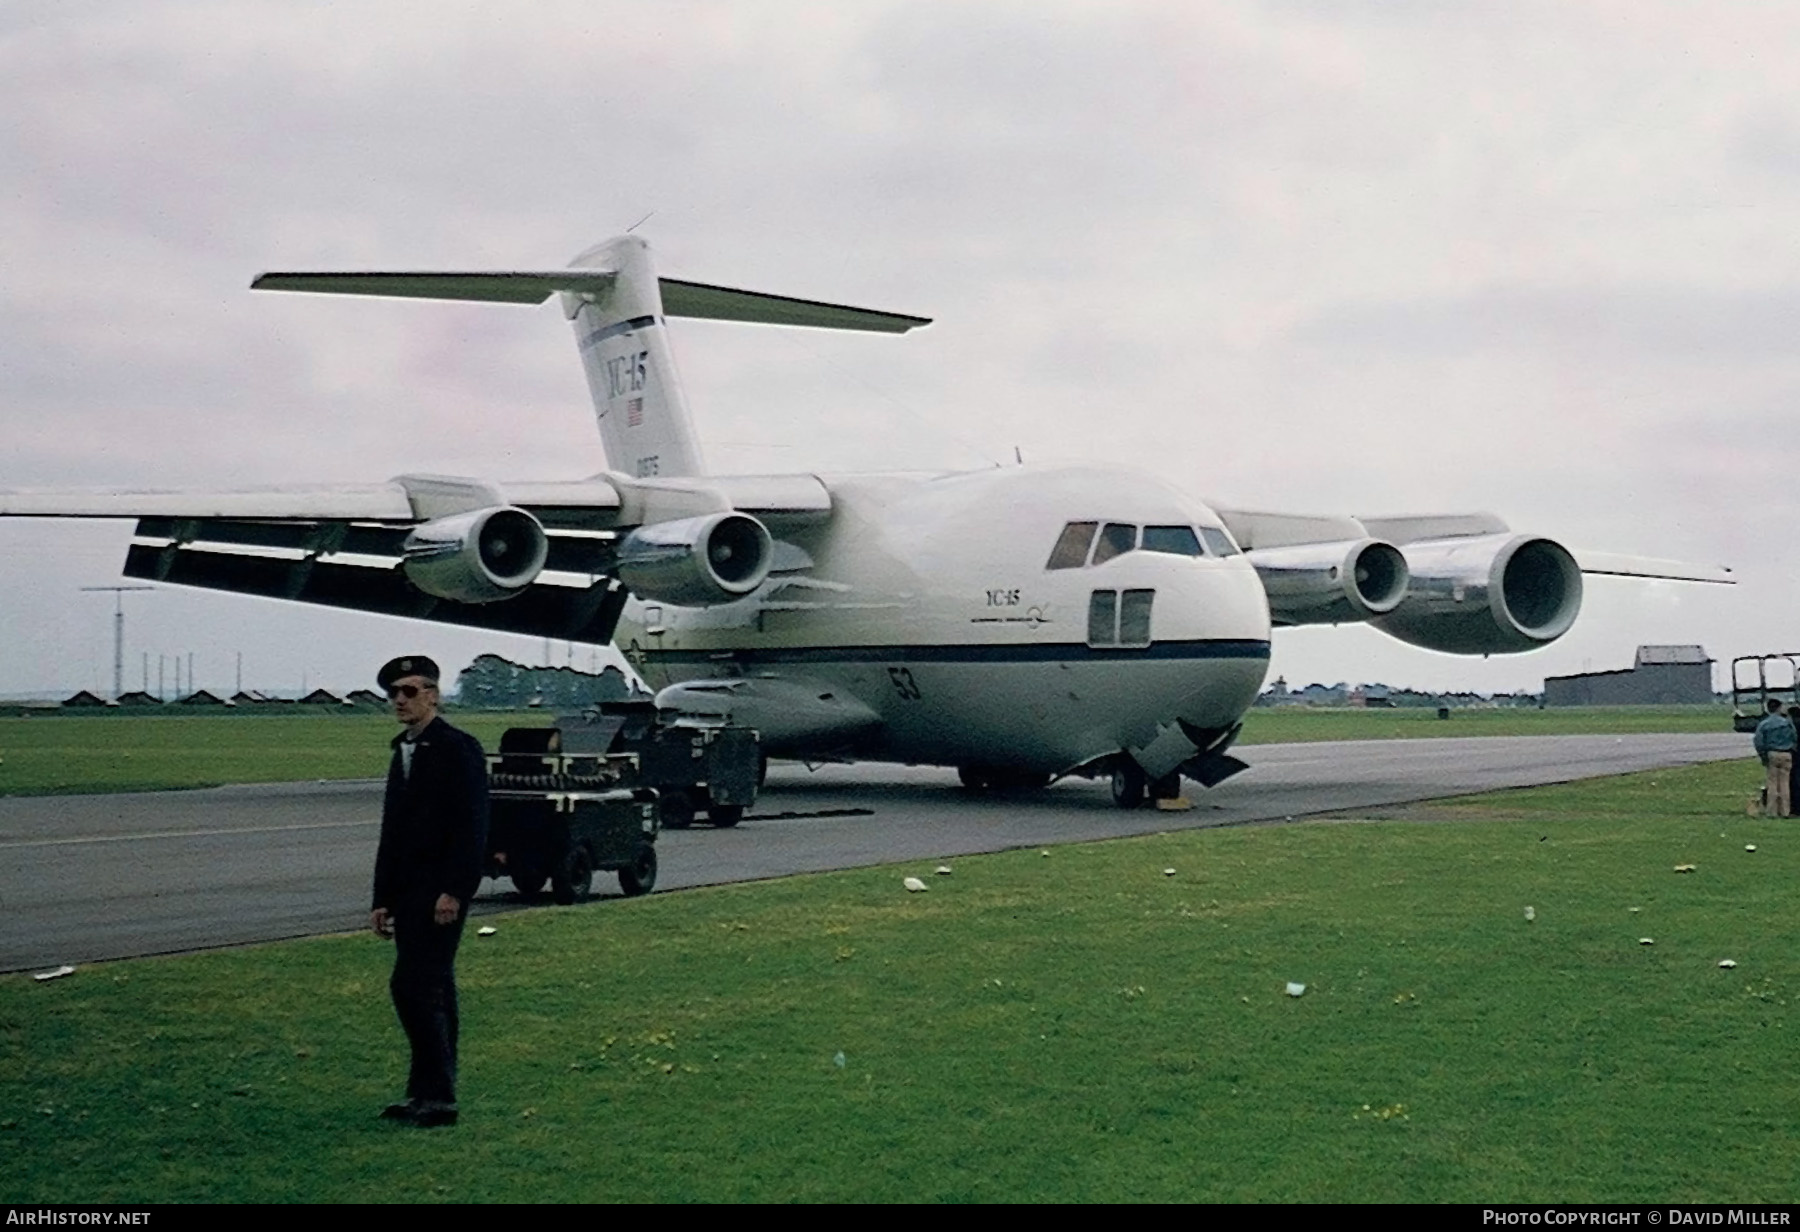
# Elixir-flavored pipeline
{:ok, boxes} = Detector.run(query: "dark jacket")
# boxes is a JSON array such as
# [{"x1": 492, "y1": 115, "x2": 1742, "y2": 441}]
[{"x1": 372, "y1": 716, "x2": 489, "y2": 911}]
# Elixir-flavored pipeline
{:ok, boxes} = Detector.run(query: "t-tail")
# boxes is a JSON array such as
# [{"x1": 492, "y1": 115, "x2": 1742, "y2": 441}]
[{"x1": 252, "y1": 236, "x2": 932, "y2": 479}]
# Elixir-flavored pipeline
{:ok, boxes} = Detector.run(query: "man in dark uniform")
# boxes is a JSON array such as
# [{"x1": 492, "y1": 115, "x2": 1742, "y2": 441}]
[{"x1": 369, "y1": 655, "x2": 488, "y2": 1128}]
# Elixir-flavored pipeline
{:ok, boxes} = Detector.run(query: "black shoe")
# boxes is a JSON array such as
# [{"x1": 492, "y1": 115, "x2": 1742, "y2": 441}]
[
  {"x1": 408, "y1": 1101, "x2": 458, "y2": 1128},
  {"x1": 379, "y1": 1100, "x2": 417, "y2": 1120}
]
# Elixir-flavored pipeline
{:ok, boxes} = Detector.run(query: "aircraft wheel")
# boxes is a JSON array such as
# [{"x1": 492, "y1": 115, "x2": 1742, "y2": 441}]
[
  {"x1": 958, "y1": 766, "x2": 991, "y2": 791},
  {"x1": 1110, "y1": 761, "x2": 1146, "y2": 810},
  {"x1": 551, "y1": 844, "x2": 593, "y2": 905},
  {"x1": 511, "y1": 861, "x2": 548, "y2": 900},
  {"x1": 618, "y1": 843, "x2": 658, "y2": 897},
  {"x1": 1149, "y1": 771, "x2": 1182, "y2": 801},
  {"x1": 661, "y1": 789, "x2": 695, "y2": 830},
  {"x1": 709, "y1": 803, "x2": 744, "y2": 828}
]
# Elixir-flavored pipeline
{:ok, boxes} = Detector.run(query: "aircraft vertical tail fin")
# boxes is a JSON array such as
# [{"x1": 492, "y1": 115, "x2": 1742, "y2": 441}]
[{"x1": 561, "y1": 236, "x2": 706, "y2": 478}]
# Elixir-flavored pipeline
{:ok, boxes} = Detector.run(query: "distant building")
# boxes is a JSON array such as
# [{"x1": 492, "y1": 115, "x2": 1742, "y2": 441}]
[
  {"x1": 297, "y1": 688, "x2": 343, "y2": 705},
  {"x1": 116, "y1": 691, "x2": 162, "y2": 707},
  {"x1": 345, "y1": 689, "x2": 385, "y2": 708},
  {"x1": 177, "y1": 689, "x2": 228, "y2": 706},
  {"x1": 1543, "y1": 645, "x2": 1714, "y2": 706},
  {"x1": 62, "y1": 690, "x2": 108, "y2": 708}
]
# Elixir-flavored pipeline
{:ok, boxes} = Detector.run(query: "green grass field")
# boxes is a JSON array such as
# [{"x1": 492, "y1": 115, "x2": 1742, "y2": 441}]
[
  {"x1": 4, "y1": 756, "x2": 1793, "y2": 1203},
  {"x1": 0, "y1": 705, "x2": 1732, "y2": 797},
  {"x1": 0, "y1": 711, "x2": 545, "y2": 796}
]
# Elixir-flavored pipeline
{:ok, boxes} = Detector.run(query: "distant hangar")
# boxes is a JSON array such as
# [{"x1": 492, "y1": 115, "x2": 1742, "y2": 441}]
[{"x1": 1543, "y1": 645, "x2": 1714, "y2": 706}]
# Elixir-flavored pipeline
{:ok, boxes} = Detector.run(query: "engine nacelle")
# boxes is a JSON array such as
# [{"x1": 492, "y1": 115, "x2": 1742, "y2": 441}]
[
  {"x1": 1371, "y1": 533, "x2": 1582, "y2": 655},
  {"x1": 615, "y1": 511, "x2": 773, "y2": 607},
  {"x1": 402, "y1": 506, "x2": 549, "y2": 603},
  {"x1": 1244, "y1": 538, "x2": 1409, "y2": 626}
]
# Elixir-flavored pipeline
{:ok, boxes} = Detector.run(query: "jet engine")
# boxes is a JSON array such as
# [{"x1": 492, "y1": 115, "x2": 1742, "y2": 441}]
[
  {"x1": 1371, "y1": 533, "x2": 1582, "y2": 654},
  {"x1": 1244, "y1": 538, "x2": 1409, "y2": 626},
  {"x1": 401, "y1": 506, "x2": 549, "y2": 603},
  {"x1": 615, "y1": 511, "x2": 774, "y2": 606}
]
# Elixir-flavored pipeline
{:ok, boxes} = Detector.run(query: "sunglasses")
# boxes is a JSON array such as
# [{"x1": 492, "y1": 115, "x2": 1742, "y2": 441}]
[{"x1": 386, "y1": 683, "x2": 433, "y2": 700}]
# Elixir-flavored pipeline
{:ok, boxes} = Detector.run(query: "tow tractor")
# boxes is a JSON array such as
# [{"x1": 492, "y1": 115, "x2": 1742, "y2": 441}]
[
  {"x1": 575, "y1": 701, "x2": 762, "y2": 829},
  {"x1": 1731, "y1": 654, "x2": 1800, "y2": 732}
]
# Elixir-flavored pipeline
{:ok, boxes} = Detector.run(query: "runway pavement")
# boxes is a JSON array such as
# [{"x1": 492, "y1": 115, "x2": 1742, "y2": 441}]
[{"x1": 0, "y1": 731, "x2": 1748, "y2": 973}]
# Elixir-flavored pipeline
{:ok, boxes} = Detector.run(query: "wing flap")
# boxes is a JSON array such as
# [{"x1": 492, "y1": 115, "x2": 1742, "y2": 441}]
[{"x1": 124, "y1": 543, "x2": 629, "y2": 641}]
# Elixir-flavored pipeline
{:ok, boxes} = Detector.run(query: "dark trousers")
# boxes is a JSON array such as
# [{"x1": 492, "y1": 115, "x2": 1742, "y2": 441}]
[{"x1": 390, "y1": 903, "x2": 465, "y2": 1106}]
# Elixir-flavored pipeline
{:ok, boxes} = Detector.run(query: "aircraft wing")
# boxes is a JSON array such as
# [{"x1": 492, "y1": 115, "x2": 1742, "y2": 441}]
[
  {"x1": 0, "y1": 474, "x2": 640, "y2": 643},
  {"x1": 1217, "y1": 507, "x2": 1734, "y2": 583},
  {"x1": 0, "y1": 471, "x2": 836, "y2": 645}
]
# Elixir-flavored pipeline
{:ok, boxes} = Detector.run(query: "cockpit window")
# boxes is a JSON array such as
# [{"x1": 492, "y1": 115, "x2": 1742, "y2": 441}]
[
  {"x1": 1198, "y1": 526, "x2": 1240, "y2": 557},
  {"x1": 1141, "y1": 525, "x2": 1202, "y2": 557},
  {"x1": 1091, "y1": 522, "x2": 1138, "y2": 565},
  {"x1": 1045, "y1": 521, "x2": 1098, "y2": 570}
]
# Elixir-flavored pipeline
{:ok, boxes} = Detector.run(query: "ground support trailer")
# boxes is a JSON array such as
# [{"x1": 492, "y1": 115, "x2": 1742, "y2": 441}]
[{"x1": 485, "y1": 726, "x2": 660, "y2": 904}]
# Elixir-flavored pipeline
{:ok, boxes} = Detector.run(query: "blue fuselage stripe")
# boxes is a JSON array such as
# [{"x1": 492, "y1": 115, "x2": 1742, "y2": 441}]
[{"x1": 639, "y1": 639, "x2": 1272, "y2": 666}]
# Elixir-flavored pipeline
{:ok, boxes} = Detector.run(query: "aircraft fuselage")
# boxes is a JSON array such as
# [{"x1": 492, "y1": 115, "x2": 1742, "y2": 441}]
[{"x1": 618, "y1": 464, "x2": 1272, "y2": 776}]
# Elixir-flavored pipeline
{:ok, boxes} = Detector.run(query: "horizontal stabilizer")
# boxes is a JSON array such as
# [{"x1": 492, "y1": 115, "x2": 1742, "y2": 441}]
[
  {"x1": 253, "y1": 271, "x2": 929, "y2": 332},
  {"x1": 1573, "y1": 550, "x2": 1735, "y2": 585},
  {"x1": 659, "y1": 278, "x2": 929, "y2": 333},
  {"x1": 250, "y1": 270, "x2": 618, "y2": 304}
]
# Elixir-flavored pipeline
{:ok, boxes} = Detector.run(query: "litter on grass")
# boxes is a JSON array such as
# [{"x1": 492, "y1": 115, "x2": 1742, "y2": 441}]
[
  {"x1": 476, "y1": 926, "x2": 497, "y2": 937},
  {"x1": 1746, "y1": 845, "x2": 1757, "y2": 853},
  {"x1": 1639, "y1": 938, "x2": 1655, "y2": 946},
  {"x1": 1163, "y1": 868, "x2": 1177, "y2": 876},
  {"x1": 1523, "y1": 906, "x2": 1536, "y2": 922},
  {"x1": 33, "y1": 965, "x2": 74, "y2": 983},
  {"x1": 1286, "y1": 982, "x2": 1306, "y2": 997},
  {"x1": 902, "y1": 877, "x2": 928, "y2": 892},
  {"x1": 1674, "y1": 864, "x2": 1697, "y2": 873},
  {"x1": 935, "y1": 865, "x2": 952, "y2": 875},
  {"x1": 1720, "y1": 959, "x2": 1739, "y2": 969}
]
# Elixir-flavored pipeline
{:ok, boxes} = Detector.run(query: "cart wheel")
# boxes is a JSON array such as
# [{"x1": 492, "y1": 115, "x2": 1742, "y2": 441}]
[
  {"x1": 709, "y1": 803, "x2": 744, "y2": 828},
  {"x1": 618, "y1": 842, "x2": 658, "y2": 897},
  {"x1": 512, "y1": 862, "x2": 548, "y2": 900},
  {"x1": 1110, "y1": 760, "x2": 1146, "y2": 810},
  {"x1": 551, "y1": 844, "x2": 593, "y2": 905},
  {"x1": 661, "y1": 789, "x2": 695, "y2": 830}
]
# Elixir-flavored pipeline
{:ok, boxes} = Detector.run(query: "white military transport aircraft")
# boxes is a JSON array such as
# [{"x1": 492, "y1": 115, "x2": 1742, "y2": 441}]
[{"x1": 1, "y1": 236, "x2": 1731, "y2": 807}]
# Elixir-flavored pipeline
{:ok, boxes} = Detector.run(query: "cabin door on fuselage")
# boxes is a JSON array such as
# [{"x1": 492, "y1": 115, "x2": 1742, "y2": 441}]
[{"x1": 1087, "y1": 588, "x2": 1154, "y2": 649}]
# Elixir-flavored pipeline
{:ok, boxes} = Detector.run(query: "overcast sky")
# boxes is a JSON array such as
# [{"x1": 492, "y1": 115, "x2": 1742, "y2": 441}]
[{"x1": 0, "y1": 1, "x2": 1788, "y2": 699}]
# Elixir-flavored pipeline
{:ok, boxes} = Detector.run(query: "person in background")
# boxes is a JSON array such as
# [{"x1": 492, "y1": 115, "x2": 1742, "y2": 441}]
[{"x1": 1752, "y1": 696, "x2": 1796, "y2": 818}]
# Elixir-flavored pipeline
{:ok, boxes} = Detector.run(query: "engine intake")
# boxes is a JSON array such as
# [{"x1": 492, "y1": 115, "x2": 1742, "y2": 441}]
[
  {"x1": 1371, "y1": 533, "x2": 1582, "y2": 655},
  {"x1": 402, "y1": 506, "x2": 548, "y2": 603},
  {"x1": 615, "y1": 511, "x2": 773, "y2": 606},
  {"x1": 1244, "y1": 538, "x2": 1409, "y2": 626}
]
